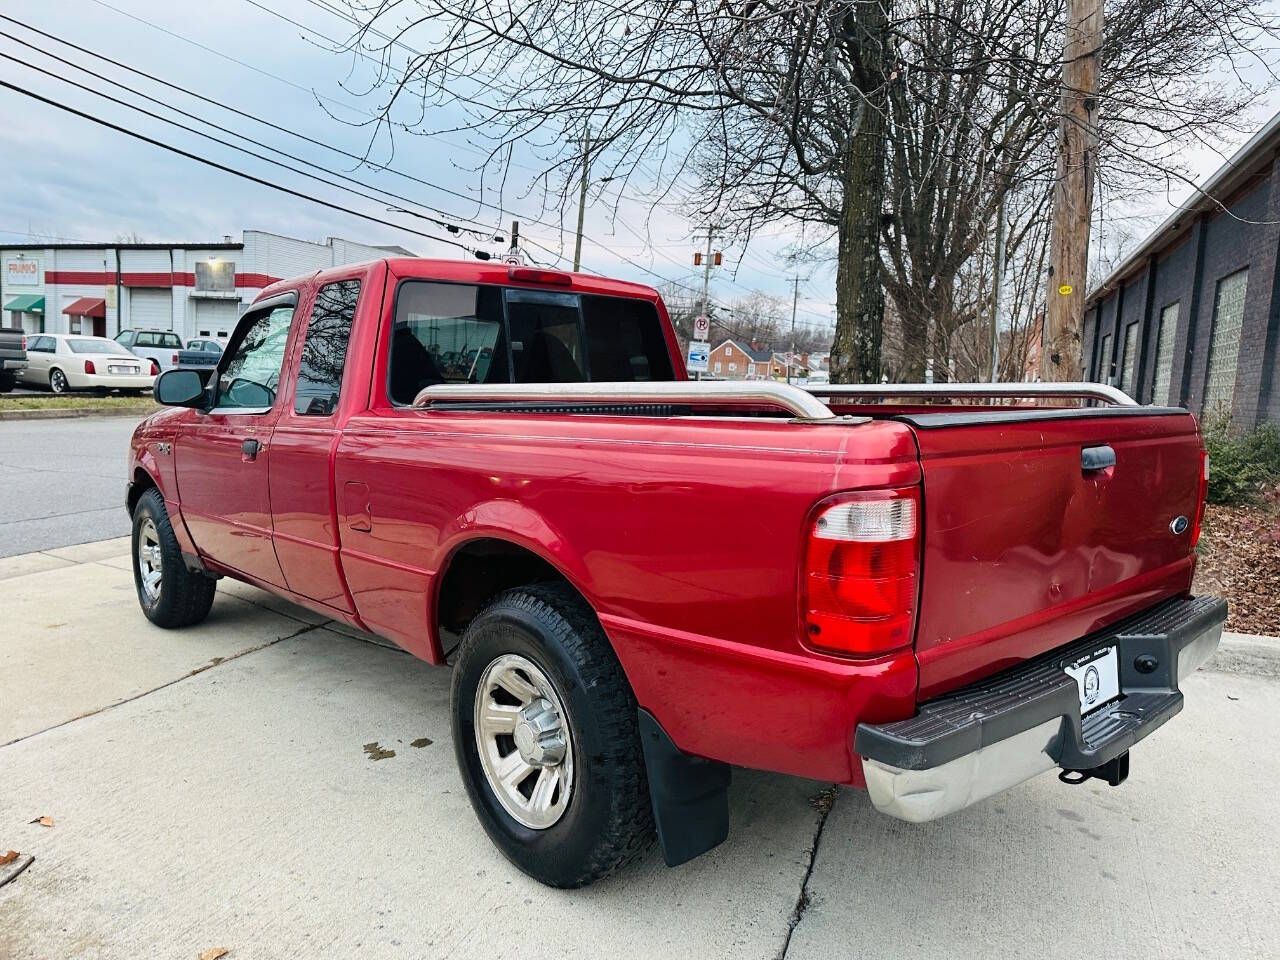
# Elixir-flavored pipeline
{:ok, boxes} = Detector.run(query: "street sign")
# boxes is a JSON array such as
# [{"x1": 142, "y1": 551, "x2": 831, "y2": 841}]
[
  {"x1": 693, "y1": 314, "x2": 710, "y2": 340},
  {"x1": 500, "y1": 251, "x2": 525, "y2": 265},
  {"x1": 686, "y1": 341, "x2": 709, "y2": 373}
]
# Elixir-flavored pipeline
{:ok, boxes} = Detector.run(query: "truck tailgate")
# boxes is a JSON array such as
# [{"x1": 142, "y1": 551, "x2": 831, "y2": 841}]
[{"x1": 902, "y1": 407, "x2": 1203, "y2": 699}]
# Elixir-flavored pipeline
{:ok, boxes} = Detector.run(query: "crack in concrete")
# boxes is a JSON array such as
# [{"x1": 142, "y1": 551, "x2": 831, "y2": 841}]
[
  {"x1": 0, "y1": 621, "x2": 322, "y2": 750},
  {"x1": 777, "y1": 785, "x2": 837, "y2": 960}
]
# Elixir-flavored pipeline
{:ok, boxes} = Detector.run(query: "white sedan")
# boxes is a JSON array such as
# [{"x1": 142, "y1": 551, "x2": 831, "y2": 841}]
[{"x1": 21, "y1": 334, "x2": 157, "y2": 394}]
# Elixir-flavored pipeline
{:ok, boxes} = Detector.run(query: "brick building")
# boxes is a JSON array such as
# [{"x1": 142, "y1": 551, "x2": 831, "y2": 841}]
[
  {"x1": 1084, "y1": 112, "x2": 1280, "y2": 426},
  {"x1": 706, "y1": 339, "x2": 775, "y2": 379},
  {"x1": 1, "y1": 230, "x2": 415, "y2": 342}
]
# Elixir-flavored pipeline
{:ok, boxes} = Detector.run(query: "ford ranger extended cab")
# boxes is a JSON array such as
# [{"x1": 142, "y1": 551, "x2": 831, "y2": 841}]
[{"x1": 127, "y1": 258, "x2": 1225, "y2": 888}]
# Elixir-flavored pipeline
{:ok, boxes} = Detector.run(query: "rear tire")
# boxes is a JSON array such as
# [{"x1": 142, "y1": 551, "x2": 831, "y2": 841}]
[
  {"x1": 0, "y1": 372, "x2": 14, "y2": 394},
  {"x1": 48, "y1": 368, "x2": 68, "y2": 394},
  {"x1": 132, "y1": 488, "x2": 216, "y2": 628},
  {"x1": 451, "y1": 583, "x2": 655, "y2": 887}
]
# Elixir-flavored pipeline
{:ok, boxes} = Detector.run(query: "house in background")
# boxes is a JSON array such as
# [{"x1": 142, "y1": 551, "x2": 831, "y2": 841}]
[
  {"x1": 706, "y1": 339, "x2": 776, "y2": 379},
  {"x1": 1084, "y1": 110, "x2": 1280, "y2": 426}
]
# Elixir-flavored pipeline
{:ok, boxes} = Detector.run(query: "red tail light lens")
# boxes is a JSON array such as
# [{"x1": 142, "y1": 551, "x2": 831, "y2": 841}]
[
  {"x1": 802, "y1": 488, "x2": 920, "y2": 657},
  {"x1": 150, "y1": 359, "x2": 161, "y2": 376},
  {"x1": 84, "y1": 359, "x2": 96, "y2": 375},
  {"x1": 1191, "y1": 450, "x2": 1209, "y2": 548},
  {"x1": 172, "y1": 353, "x2": 179, "y2": 365}
]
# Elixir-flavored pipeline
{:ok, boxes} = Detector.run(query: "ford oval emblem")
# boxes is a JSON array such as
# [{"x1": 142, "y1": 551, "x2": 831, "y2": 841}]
[{"x1": 1170, "y1": 515, "x2": 1189, "y2": 535}]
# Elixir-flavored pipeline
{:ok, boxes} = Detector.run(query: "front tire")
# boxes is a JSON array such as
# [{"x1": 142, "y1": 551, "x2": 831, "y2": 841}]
[
  {"x1": 132, "y1": 488, "x2": 216, "y2": 628},
  {"x1": 451, "y1": 583, "x2": 655, "y2": 887}
]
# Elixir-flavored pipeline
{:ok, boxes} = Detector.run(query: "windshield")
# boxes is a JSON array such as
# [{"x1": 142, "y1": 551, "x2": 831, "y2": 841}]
[{"x1": 68, "y1": 338, "x2": 133, "y2": 355}]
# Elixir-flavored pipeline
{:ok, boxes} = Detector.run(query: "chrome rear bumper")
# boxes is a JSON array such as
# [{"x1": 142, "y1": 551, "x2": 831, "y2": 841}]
[{"x1": 855, "y1": 595, "x2": 1227, "y2": 823}]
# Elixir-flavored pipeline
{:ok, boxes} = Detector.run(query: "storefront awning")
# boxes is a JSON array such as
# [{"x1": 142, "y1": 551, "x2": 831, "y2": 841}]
[
  {"x1": 3, "y1": 294, "x2": 44, "y2": 314},
  {"x1": 63, "y1": 297, "x2": 106, "y2": 318}
]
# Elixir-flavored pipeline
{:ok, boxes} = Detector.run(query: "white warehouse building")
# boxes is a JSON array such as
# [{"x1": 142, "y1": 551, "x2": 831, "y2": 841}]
[{"x1": 0, "y1": 229, "x2": 415, "y2": 341}]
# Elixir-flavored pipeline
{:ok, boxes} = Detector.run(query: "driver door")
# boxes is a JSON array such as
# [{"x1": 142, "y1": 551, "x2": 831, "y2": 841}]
[{"x1": 175, "y1": 294, "x2": 298, "y2": 587}]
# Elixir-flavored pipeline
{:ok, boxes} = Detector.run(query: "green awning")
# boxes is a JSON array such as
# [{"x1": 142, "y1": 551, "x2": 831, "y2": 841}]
[{"x1": 3, "y1": 294, "x2": 44, "y2": 313}]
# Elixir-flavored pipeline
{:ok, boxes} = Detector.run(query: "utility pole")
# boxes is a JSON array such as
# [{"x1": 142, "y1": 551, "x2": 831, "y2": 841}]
[
  {"x1": 698, "y1": 228, "x2": 715, "y2": 323},
  {"x1": 788, "y1": 276, "x2": 800, "y2": 385},
  {"x1": 990, "y1": 196, "x2": 1006, "y2": 383},
  {"x1": 509, "y1": 220, "x2": 520, "y2": 261},
  {"x1": 572, "y1": 127, "x2": 591, "y2": 272},
  {"x1": 1041, "y1": 0, "x2": 1101, "y2": 382}
]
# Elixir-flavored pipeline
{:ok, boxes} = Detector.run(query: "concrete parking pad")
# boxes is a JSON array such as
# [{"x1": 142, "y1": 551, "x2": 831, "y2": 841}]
[
  {"x1": 0, "y1": 554, "x2": 317, "y2": 745},
  {"x1": 0, "y1": 630, "x2": 824, "y2": 960},
  {"x1": 0, "y1": 540, "x2": 1277, "y2": 959},
  {"x1": 787, "y1": 670, "x2": 1280, "y2": 960}
]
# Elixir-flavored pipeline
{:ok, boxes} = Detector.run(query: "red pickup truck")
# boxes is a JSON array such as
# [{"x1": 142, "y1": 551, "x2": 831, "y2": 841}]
[{"x1": 127, "y1": 258, "x2": 1225, "y2": 888}]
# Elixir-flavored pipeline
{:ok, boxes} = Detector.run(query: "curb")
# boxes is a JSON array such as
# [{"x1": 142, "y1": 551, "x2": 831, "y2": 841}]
[
  {"x1": 1210, "y1": 631, "x2": 1280, "y2": 678},
  {"x1": 0, "y1": 405, "x2": 157, "y2": 422}
]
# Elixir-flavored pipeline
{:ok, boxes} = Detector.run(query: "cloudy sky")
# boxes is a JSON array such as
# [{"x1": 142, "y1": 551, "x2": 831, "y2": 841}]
[{"x1": 1, "y1": 0, "x2": 1277, "y2": 335}]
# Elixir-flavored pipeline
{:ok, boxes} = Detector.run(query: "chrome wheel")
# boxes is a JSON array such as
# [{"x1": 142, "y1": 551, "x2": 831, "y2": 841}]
[
  {"x1": 49, "y1": 369, "x2": 68, "y2": 394},
  {"x1": 474, "y1": 653, "x2": 574, "y2": 830},
  {"x1": 137, "y1": 517, "x2": 163, "y2": 603}
]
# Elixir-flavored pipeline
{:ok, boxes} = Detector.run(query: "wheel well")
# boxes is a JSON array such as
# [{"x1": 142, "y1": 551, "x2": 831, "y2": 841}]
[
  {"x1": 127, "y1": 467, "x2": 158, "y2": 515},
  {"x1": 435, "y1": 538, "x2": 578, "y2": 647}
]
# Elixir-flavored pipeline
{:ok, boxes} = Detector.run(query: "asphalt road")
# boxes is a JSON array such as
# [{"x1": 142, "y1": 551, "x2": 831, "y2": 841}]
[
  {"x1": 1, "y1": 540, "x2": 1277, "y2": 959},
  {"x1": 0, "y1": 415, "x2": 142, "y2": 557}
]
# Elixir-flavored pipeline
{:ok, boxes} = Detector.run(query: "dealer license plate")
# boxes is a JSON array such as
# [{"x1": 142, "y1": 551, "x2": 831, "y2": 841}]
[
  {"x1": 108, "y1": 365, "x2": 136, "y2": 375},
  {"x1": 1064, "y1": 646, "x2": 1121, "y2": 715}
]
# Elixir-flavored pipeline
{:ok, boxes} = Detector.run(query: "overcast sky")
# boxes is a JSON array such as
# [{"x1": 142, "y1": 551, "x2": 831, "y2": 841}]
[{"x1": 1, "y1": 0, "x2": 1277, "y2": 335}]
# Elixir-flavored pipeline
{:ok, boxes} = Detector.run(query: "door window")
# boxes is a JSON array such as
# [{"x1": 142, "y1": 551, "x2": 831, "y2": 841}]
[
  {"x1": 215, "y1": 304, "x2": 295, "y2": 411},
  {"x1": 295, "y1": 280, "x2": 360, "y2": 415}
]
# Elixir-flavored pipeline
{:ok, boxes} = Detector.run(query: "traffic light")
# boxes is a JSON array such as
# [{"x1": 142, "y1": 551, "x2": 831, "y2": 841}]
[{"x1": 693, "y1": 252, "x2": 702, "y2": 266}]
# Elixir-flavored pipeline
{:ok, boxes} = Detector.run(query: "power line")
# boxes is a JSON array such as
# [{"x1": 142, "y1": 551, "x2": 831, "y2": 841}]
[
  {"x1": 0, "y1": 77, "x2": 473, "y2": 253},
  {"x1": 0, "y1": 46, "x2": 504, "y2": 244}
]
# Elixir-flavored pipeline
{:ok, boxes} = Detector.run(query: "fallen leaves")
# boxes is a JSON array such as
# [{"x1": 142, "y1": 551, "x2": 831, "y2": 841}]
[
  {"x1": 409, "y1": 737, "x2": 433, "y2": 748},
  {"x1": 198, "y1": 949, "x2": 229, "y2": 960},
  {"x1": 29, "y1": 816, "x2": 53, "y2": 828},
  {"x1": 0, "y1": 851, "x2": 18, "y2": 865},
  {"x1": 1194, "y1": 504, "x2": 1280, "y2": 636},
  {"x1": 362, "y1": 742, "x2": 395, "y2": 761}
]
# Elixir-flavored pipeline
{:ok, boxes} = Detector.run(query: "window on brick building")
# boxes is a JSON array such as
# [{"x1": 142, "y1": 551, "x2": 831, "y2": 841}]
[
  {"x1": 1119, "y1": 322, "x2": 1139, "y2": 392},
  {"x1": 1204, "y1": 269, "x2": 1248, "y2": 418},
  {"x1": 1152, "y1": 303, "x2": 1178, "y2": 404},
  {"x1": 1098, "y1": 333, "x2": 1112, "y2": 383}
]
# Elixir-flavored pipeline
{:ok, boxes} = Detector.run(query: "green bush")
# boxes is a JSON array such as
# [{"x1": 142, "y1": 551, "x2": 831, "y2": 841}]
[{"x1": 1202, "y1": 418, "x2": 1280, "y2": 505}]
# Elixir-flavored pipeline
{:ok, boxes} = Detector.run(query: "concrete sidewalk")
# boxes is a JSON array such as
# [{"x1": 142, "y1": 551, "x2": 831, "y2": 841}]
[{"x1": 1, "y1": 542, "x2": 1276, "y2": 959}]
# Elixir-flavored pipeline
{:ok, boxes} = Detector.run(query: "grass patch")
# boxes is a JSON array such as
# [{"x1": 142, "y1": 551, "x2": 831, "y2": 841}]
[{"x1": 0, "y1": 394, "x2": 159, "y2": 411}]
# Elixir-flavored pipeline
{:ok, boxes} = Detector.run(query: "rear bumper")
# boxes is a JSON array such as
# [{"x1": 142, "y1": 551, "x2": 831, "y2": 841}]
[
  {"x1": 68, "y1": 372, "x2": 155, "y2": 390},
  {"x1": 1, "y1": 358, "x2": 27, "y2": 371},
  {"x1": 854, "y1": 595, "x2": 1227, "y2": 823}
]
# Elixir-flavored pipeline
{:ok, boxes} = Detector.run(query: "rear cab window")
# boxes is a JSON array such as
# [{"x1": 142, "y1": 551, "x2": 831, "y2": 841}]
[{"x1": 387, "y1": 281, "x2": 673, "y2": 405}]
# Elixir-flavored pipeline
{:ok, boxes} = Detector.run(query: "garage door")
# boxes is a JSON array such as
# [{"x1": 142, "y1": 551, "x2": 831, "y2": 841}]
[
  {"x1": 129, "y1": 289, "x2": 173, "y2": 330},
  {"x1": 192, "y1": 299, "x2": 240, "y2": 340}
]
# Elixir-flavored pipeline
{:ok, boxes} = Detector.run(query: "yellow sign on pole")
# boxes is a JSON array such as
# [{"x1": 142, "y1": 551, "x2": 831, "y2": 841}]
[{"x1": 1057, "y1": 284, "x2": 1073, "y2": 296}]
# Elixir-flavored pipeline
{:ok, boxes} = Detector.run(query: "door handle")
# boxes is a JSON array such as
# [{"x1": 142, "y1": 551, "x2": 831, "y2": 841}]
[
  {"x1": 1081, "y1": 444, "x2": 1116, "y2": 473},
  {"x1": 241, "y1": 438, "x2": 261, "y2": 462}
]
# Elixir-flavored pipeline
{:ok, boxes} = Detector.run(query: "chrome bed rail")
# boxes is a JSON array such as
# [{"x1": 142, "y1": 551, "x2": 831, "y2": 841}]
[
  {"x1": 414, "y1": 380, "x2": 838, "y2": 420},
  {"x1": 804, "y1": 382, "x2": 1137, "y2": 407}
]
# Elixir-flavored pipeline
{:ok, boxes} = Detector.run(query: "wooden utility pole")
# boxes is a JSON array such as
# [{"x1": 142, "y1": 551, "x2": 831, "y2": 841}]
[
  {"x1": 572, "y1": 127, "x2": 591, "y2": 272},
  {"x1": 1041, "y1": 0, "x2": 1101, "y2": 382},
  {"x1": 787, "y1": 276, "x2": 800, "y2": 385}
]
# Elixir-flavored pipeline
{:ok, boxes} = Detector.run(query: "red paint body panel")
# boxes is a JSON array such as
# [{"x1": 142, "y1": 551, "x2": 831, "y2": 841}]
[{"x1": 126, "y1": 257, "x2": 1208, "y2": 787}]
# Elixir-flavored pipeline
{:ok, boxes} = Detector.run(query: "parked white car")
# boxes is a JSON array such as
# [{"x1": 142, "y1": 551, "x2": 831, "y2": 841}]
[
  {"x1": 21, "y1": 334, "x2": 157, "y2": 394},
  {"x1": 115, "y1": 329, "x2": 185, "y2": 372}
]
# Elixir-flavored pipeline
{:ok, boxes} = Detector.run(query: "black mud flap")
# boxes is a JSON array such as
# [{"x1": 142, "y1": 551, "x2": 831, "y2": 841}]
[{"x1": 637, "y1": 709, "x2": 731, "y2": 867}]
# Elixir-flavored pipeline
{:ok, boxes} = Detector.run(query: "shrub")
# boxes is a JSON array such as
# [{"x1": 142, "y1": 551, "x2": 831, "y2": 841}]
[{"x1": 1202, "y1": 418, "x2": 1280, "y2": 505}]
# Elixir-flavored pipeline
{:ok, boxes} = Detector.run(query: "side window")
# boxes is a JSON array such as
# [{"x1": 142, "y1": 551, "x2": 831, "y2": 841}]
[
  {"x1": 161, "y1": 333, "x2": 183, "y2": 349},
  {"x1": 580, "y1": 295, "x2": 674, "y2": 381},
  {"x1": 115, "y1": 331, "x2": 133, "y2": 345},
  {"x1": 388, "y1": 282, "x2": 507, "y2": 404},
  {"x1": 136, "y1": 332, "x2": 157, "y2": 347},
  {"x1": 215, "y1": 304, "x2": 295, "y2": 411},
  {"x1": 295, "y1": 280, "x2": 360, "y2": 416}
]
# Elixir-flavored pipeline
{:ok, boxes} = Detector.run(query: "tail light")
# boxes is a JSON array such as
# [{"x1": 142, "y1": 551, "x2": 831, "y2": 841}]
[
  {"x1": 84, "y1": 359, "x2": 96, "y2": 375},
  {"x1": 150, "y1": 359, "x2": 161, "y2": 376},
  {"x1": 802, "y1": 488, "x2": 920, "y2": 657},
  {"x1": 21, "y1": 335, "x2": 27, "y2": 351},
  {"x1": 172, "y1": 353, "x2": 179, "y2": 365},
  {"x1": 1191, "y1": 450, "x2": 1209, "y2": 548}
]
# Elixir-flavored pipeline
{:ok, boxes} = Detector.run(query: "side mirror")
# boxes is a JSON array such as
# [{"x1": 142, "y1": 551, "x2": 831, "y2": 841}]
[{"x1": 154, "y1": 369, "x2": 206, "y2": 408}]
